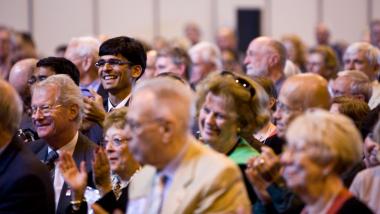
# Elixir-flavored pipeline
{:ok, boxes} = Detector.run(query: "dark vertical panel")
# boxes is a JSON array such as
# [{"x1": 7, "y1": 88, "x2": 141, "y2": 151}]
[
  {"x1": 27, "y1": 0, "x2": 34, "y2": 34},
  {"x1": 237, "y1": 9, "x2": 261, "y2": 53},
  {"x1": 93, "y1": 0, "x2": 99, "y2": 36}
]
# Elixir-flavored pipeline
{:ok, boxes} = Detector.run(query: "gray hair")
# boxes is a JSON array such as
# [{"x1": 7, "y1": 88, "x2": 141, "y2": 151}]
[
  {"x1": 337, "y1": 70, "x2": 373, "y2": 102},
  {"x1": 286, "y1": 109, "x2": 363, "y2": 174},
  {"x1": 344, "y1": 42, "x2": 380, "y2": 68},
  {"x1": 189, "y1": 41, "x2": 222, "y2": 70},
  {"x1": 133, "y1": 77, "x2": 195, "y2": 132},
  {"x1": 66, "y1": 36, "x2": 100, "y2": 59},
  {"x1": 33, "y1": 74, "x2": 83, "y2": 124},
  {"x1": 0, "y1": 79, "x2": 23, "y2": 135}
]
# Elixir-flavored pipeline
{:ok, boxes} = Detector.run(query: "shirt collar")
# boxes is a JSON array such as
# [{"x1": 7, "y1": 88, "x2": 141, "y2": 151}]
[
  {"x1": 48, "y1": 131, "x2": 79, "y2": 156},
  {"x1": 107, "y1": 94, "x2": 131, "y2": 112},
  {"x1": 80, "y1": 79, "x2": 101, "y2": 92}
]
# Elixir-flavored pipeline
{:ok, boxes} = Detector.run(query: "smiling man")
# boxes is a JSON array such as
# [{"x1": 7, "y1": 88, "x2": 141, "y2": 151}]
[
  {"x1": 96, "y1": 36, "x2": 146, "y2": 112},
  {"x1": 28, "y1": 74, "x2": 96, "y2": 214}
]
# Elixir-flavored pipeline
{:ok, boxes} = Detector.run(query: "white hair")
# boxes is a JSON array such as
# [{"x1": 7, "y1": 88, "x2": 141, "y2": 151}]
[
  {"x1": 67, "y1": 36, "x2": 100, "y2": 59},
  {"x1": 344, "y1": 42, "x2": 380, "y2": 68},
  {"x1": 189, "y1": 41, "x2": 222, "y2": 70}
]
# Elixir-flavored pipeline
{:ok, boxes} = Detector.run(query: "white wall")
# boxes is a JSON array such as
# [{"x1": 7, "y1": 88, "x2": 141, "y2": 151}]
[{"x1": 0, "y1": 0, "x2": 378, "y2": 56}]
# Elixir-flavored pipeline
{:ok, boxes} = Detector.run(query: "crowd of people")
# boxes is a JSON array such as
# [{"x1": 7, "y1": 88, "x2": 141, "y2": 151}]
[{"x1": 1, "y1": 20, "x2": 380, "y2": 214}]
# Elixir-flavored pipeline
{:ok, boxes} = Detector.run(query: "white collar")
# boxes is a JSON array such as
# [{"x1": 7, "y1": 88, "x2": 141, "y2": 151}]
[
  {"x1": 48, "y1": 131, "x2": 79, "y2": 157},
  {"x1": 107, "y1": 94, "x2": 131, "y2": 112}
]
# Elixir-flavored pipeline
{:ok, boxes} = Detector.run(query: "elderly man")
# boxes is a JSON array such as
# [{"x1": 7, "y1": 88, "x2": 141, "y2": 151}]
[
  {"x1": 155, "y1": 46, "x2": 191, "y2": 81},
  {"x1": 126, "y1": 77, "x2": 251, "y2": 213},
  {"x1": 188, "y1": 41, "x2": 222, "y2": 87},
  {"x1": 244, "y1": 36, "x2": 287, "y2": 93},
  {"x1": 28, "y1": 75, "x2": 96, "y2": 214},
  {"x1": 343, "y1": 42, "x2": 380, "y2": 108},
  {"x1": 0, "y1": 79, "x2": 55, "y2": 213},
  {"x1": 246, "y1": 73, "x2": 331, "y2": 213},
  {"x1": 330, "y1": 70, "x2": 372, "y2": 103},
  {"x1": 64, "y1": 36, "x2": 107, "y2": 99}
]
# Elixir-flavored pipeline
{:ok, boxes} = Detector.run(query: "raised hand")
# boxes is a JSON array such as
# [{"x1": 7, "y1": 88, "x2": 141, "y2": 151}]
[
  {"x1": 93, "y1": 147, "x2": 112, "y2": 195},
  {"x1": 83, "y1": 89, "x2": 106, "y2": 126},
  {"x1": 58, "y1": 151, "x2": 88, "y2": 200}
]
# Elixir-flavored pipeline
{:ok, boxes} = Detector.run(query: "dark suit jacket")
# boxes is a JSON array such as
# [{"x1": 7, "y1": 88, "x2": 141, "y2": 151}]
[
  {"x1": 0, "y1": 137, "x2": 55, "y2": 214},
  {"x1": 28, "y1": 133, "x2": 97, "y2": 214}
]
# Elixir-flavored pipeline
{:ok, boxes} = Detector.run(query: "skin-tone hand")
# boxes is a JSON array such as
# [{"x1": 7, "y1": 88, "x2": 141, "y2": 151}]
[
  {"x1": 93, "y1": 147, "x2": 112, "y2": 196},
  {"x1": 58, "y1": 151, "x2": 88, "y2": 201},
  {"x1": 245, "y1": 146, "x2": 282, "y2": 203},
  {"x1": 83, "y1": 89, "x2": 106, "y2": 126}
]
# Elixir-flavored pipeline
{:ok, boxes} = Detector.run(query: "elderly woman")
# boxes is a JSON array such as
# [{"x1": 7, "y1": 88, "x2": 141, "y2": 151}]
[
  {"x1": 282, "y1": 109, "x2": 372, "y2": 213},
  {"x1": 350, "y1": 119, "x2": 380, "y2": 213},
  {"x1": 58, "y1": 107, "x2": 140, "y2": 213},
  {"x1": 196, "y1": 71, "x2": 270, "y2": 202}
]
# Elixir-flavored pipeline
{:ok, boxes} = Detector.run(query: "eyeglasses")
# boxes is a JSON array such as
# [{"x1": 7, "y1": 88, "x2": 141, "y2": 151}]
[
  {"x1": 31, "y1": 104, "x2": 63, "y2": 116},
  {"x1": 101, "y1": 137, "x2": 128, "y2": 147},
  {"x1": 220, "y1": 71, "x2": 256, "y2": 99},
  {"x1": 28, "y1": 75, "x2": 49, "y2": 85},
  {"x1": 275, "y1": 100, "x2": 300, "y2": 114},
  {"x1": 95, "y1": 59, "x2": 133, "y2": 68},
  {"x1": 125, "y1": 118, "x2": 164, "y2": 133}
]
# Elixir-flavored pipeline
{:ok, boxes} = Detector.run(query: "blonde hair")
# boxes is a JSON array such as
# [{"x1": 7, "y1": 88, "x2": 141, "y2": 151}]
[
  {"x1": 196, "y1": 72, "x2": 270, "y2": 134},
  {"x1": 286, "y1": 109, "x2": 363, "y2": 174}
]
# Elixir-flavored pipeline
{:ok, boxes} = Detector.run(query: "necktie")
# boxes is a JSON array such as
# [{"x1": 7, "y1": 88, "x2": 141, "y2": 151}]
[
  {"x1": 45, "y1": 150, "x2": 59, "y2": 181},
  {"x1": 112, "y1": 175, "x2": 122, "y2": 200},
  {"x1": 148, "y1": 174, "x2": 167, "y2": 214}
]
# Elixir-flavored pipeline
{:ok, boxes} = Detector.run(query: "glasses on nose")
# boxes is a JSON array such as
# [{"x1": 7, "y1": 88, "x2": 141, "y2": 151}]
[
  {"x1": 28, "y1": 75, "x2": 48, "y2": 85},
  {"x1": 101, "y1": 138, "x2": 128, "y2": 147},
  {"x1": 95, "y1": 59, "x2": 133, "y2": 68},
  {"x1": 220, "y1": 71, "x2": 256, "y2": 99},
  {"x1": 275, "y1": 100, "x2": 299, "y2": 114},
  {"x1": 125, "y1": 118, "x2": 163, "y2": 133},
  {"x1": 31, "y1": 104, "x2": 62, "y2": 116}
]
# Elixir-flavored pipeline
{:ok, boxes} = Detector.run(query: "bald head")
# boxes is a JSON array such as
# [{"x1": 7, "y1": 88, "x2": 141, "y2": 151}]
[
  {"x1": 9, "y1": 58, "x2": 37, "y2": 102},
  {"x1": 274, "y1": 73, "x2": 331, "y2": 138},
  {"x1": 282, "y1": 73, "x2": 331, "y2": 110}
]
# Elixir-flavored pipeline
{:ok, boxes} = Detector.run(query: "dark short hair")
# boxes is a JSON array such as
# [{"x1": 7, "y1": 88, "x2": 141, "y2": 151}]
[
  {"x1": 99, "y1": 36, "x2": 147, "y2": 78},
  {"x1": 36, "y1": 57, "x2": 80, "y2": 85}
]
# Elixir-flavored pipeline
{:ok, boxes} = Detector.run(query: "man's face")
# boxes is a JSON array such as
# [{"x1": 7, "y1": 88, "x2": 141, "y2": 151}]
[
  {"x1": 244, "y1": 40, "x2": 270, "y2": 77},
  {"x1": 0, "y1": 30, "x2": 10, "y2": 58},
  {"x1": 31, "y1": 85, "x2": 70, "y2": 141},
  {"x1": 155, "y1": 56, "x2": 180, "y2": 76},
  {"x1": 371, "y1": 23, "x2": 380, "y2": 48},
  {"x1": 198, "y1": 93, "x2": 238, "y2": 148},
  {"x1": 330, "y1": 77, "x2": 352, "y2": 98},
  {"x1": 104, "y1": 125, "x2": 133, "y2": 174},
  {"x1": 125, "y1": 91, "x2": 166, "y2": 166},
  {"x1": 273, "y1": 92, "x2": 302, "y2": 138},
  {"x1": 306, "y1": 53, "x2": 327, "y2": 77},
  {"x1": 190, "y1": 54, "x2": 214, "y2": 85},
  {"x1": 98, "y1": 54, "x2": 134, "y2": 94},
  {"x1": 29, "y1": 67, "x2": 56, "y2": 86},
  {"x1": 344, "y1": 50, "x2": 376, "y2": 80}
]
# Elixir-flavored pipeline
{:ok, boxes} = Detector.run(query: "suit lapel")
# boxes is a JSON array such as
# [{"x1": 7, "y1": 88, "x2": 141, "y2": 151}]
[{"x1": 162, "y1": 142, "x2": 200, "y2": 213}]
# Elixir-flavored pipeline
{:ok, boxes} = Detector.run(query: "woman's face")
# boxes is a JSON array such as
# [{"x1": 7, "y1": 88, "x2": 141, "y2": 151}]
[
  {"x1": 364, "y1": 135, "x2": 380, "y2": 167},
  {"x1": 104, "y1": 126, "x2": 132, "y2": 174},
  {"x1": 198, "y1": 92, "x2": 238, "y2": 149},
  {"x1": 280, "y1": 143, "x2": 326, "y2": 193}
]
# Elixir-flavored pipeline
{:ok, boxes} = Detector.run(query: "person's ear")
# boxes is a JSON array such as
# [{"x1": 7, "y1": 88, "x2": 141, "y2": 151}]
[
  {"x1": 67, "y1": 104, "x2": 80, "y2": 121},
  {"x1": 161, "y1": 121, "x2": 173, "y2": 144},
  {"x1": 82, "y1": 56, "x2": 93, "y2": 71},
  {"x1": 131, "y1": 65, "x2": 143, "y2": 79}
]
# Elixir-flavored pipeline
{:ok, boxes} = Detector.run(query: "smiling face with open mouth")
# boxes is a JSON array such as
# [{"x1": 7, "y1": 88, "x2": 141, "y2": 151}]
[{"x1": 98, "y1": 54, "x2": 134, "y2": 95}]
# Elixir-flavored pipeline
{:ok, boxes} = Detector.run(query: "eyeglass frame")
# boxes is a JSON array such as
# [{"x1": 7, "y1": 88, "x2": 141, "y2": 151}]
[
  {"x1": 101, "y1": 137, "x2": 128, "y2": 147},
  {"x1": 31, "y1": 104, "x2": 63, "y2": 116},
  {"x1": 95, "y1": 58, "x2": 134, "y2": 68},
  {"x1": 28, "y1": 75, "x2": 49, "y2": 85},
  {"x1": 125, "y1": 118, "x2": 166, "y2": 134},
  {"x1": 220, "y1": 70, "x2": 256, "y2": 99}
]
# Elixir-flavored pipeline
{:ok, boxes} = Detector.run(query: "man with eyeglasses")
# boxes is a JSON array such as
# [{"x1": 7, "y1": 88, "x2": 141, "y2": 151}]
[
  {"x1": 80, "y1": 36, "x2": 146, "y2": 133},
  {"x1": 126, "y1": 77, "x2": 251, "y2": 214},
  {"x1": 246, "y1": 73, "x2": 332, "y2": 213},
  {"x1": 28, "y1": 74, "x2": 97, "y2": 214}
]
